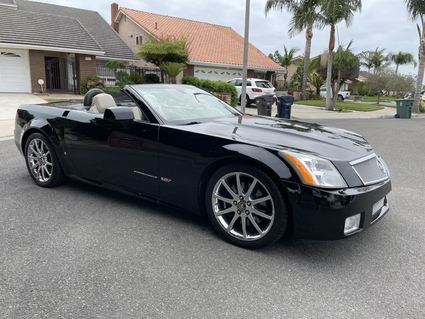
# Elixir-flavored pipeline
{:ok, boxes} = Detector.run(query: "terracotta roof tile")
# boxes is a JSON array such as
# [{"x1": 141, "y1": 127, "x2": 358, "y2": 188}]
[{"x1": 120, "y1": 8, "x2": 283, "y2": 71}]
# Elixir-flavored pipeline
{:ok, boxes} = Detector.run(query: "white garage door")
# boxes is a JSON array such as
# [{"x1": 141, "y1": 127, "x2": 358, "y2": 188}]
[
  {"x1": 0, "y1": 49, "x2": 31, "y2": 93},
  {"x1": 194, "y1": 66, "x2": 242, "y2": 81}
]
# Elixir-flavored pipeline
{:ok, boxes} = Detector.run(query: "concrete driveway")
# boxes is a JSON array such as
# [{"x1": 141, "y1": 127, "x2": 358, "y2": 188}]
[{"x1": 0, "y1": 94, "x2": 46, "y2": 138}]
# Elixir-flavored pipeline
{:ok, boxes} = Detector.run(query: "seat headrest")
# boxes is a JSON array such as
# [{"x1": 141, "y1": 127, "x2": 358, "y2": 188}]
[{"x1": 92, "y1": 93, "x2": 116, "y2": 113}]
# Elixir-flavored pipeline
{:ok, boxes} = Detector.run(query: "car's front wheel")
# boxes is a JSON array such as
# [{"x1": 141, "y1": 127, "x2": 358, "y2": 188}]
[
  {"x1": 205, "y1": 164, "x2": 288, "y2": 248},
  {"x1": 24, "y1": 133, "x2": 65, "y2": 187}
]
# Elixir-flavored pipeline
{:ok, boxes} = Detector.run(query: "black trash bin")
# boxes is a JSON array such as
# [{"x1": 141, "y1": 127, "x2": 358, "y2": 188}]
[
  {"x1": 255, "y1": 94, "x2": 274, "y2": 116},
  {"x1": 276, "y1": 95, "x2": 294, "y2": 119}
]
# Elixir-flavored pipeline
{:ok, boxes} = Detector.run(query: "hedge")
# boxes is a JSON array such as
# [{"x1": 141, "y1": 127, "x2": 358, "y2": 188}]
[{"x1": 182, "y1": 76, "x2": 238, "y2": 106}]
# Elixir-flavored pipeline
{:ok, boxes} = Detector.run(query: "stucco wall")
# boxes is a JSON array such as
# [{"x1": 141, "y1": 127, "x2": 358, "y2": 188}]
[{"x1": 117, "y1": 15, "x2": 157, "y2": 68}]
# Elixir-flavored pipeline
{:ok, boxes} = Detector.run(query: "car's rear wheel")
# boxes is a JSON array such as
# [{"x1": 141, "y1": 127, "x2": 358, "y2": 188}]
[
  {"x1": 205, "y1": 164, "x2": 288, "y2": 248},
  {"x1": 338, "y1": 94, "x2": 344, "y2": 101},
  {"x1": 24, "y1": 133, "x2": 65, "y2": 187}
]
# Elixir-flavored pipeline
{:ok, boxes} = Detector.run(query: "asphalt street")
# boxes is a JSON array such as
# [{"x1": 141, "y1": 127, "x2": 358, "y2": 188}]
[{"x1": 1, "y1": 118, "x2": 424, "y2": 318}]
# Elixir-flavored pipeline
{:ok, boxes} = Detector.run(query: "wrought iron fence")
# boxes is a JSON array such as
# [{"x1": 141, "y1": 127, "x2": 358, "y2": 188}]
[{"x1": 96, "y1": 65, "x2": 161, "y2": 86}]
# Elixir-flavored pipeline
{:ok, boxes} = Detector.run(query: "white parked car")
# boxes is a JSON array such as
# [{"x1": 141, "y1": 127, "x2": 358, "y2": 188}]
[
  {"x1": 227, "y1": 78, "x2": 276, "y2": 105},
  {"x1": 320, "y1": 87, "x2": 350, "y2": 101}
]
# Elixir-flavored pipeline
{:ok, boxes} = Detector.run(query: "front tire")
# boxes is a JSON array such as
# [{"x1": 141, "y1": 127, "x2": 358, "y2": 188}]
[
  {"x1": 205, "y1": 164, "x2": 288, "y2": 249},
  {"x1": 24, "y1": 133, "x2": 65, "y2": 187}
]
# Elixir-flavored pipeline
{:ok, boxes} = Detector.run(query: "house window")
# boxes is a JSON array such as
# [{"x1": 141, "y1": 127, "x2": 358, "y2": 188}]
[{"x1": 136, "y1": 35, "x2": 144, "y2": 45}]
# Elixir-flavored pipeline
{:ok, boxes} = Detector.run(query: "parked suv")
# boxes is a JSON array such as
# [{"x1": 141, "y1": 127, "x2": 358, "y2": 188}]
[{"x1": 227, "y1": 78, "x2": 276, "y2": 105}]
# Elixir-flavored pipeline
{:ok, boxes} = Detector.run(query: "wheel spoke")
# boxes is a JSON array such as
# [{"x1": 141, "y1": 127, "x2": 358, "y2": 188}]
[
  {"x1": 248, "y1": 214, "x2": 263, "y2": 235},
  {"x1": 236, "y1": 173, "x2": 243, "y2": 196},
  {"x1": 222, "y1": 180, "x2": 237, "y2": 199},
  {"x1": 246, "y1": 179, "x2": 257, "y2": 198},
  {"x1": 214, "y1": 194, "x2": 234, "y2": 205},
  {"x1": 251, "y1": 208, "x2": 273, "y2": 220},
  {"x1": 241, "y1": 216, "x2": 247, "y2": 239},
  {"x1": 251, "y1": 195, "x2": 271, "y2": 206},
  {"x1": 43, "y1": 166, "x2": 51, "y2": 178},
  {"x1": 227, "y1": 213, "x2": 239, "y2": 232},
  {"x1": 215, "y1": 206, "x2": 235, "y2": 216},
  {"x1": 35, "y1": 140, "x2": 42, "y2": 154},
  {"x1": 29, "y1": 144, "x2": 39, "y2": 156},
  {"x1": 30, "y1": 161, "x2": 39, "y2": 169}
]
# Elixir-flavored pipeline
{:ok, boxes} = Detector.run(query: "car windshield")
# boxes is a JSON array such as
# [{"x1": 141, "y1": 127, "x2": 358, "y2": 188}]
[{"x1": 133, "y1": 85, "x2": 241, "y2": 124}]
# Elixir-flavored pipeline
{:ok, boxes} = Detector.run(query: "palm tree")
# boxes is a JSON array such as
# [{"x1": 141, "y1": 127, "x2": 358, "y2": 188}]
[
  {"x1": 265, "y1": 0, "x2": 322, "y2": 99},
  {"x1": 390, "y1": 51, "x2": 417, "y2": 74},
  {"x1": 359, "y1": 51, "x2": 374, "y2": 73},
  {"x1": 280, "y1": 46, "x2": 299, "y2": 89},
  {"x1": 404, "y1": 0, "x2": 425, "y2": 113},
  {"x1": 160, "y1": 62, "x2": 185, "y2": 84},
  {"x1": 371, "y1": 48, "x2": 388, "y2": 73},
  {"x1": 320, "y1": 0, "x2": 362, "y2": 110}
]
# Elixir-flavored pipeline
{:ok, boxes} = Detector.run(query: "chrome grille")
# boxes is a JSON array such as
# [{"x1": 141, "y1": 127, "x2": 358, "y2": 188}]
[{"x1": 350, "y1": 154, "x2": 389, "y2": 186}]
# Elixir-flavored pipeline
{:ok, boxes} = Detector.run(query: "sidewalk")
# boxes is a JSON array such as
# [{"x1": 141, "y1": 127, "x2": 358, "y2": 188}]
[{"x1": 240, "y1": 103, "x2": 411, "y2": 120}]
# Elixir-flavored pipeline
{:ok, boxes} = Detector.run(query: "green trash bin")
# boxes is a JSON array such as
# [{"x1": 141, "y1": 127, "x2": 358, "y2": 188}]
[{"x1": 396, "y1": 99, "x2": 413, "y2": 119}]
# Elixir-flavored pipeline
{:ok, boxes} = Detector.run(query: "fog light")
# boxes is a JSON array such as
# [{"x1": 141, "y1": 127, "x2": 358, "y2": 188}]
[{"x1": 344, "y1": 214, "x2": 361, "y2": 235}]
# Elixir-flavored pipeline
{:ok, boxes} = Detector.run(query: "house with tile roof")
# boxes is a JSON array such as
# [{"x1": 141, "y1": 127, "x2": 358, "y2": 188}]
[
  {"x1": 0, "y1": 0, "x2": 134, "y2": 93},
  {"x1": 111, "y1": 3, "x2": 284, "y2": 83}
]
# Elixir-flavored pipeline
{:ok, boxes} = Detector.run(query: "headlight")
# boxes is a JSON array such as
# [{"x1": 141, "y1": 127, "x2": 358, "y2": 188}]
[{"x1": 279, "y1": 150, "x2": 348, "y2": 188}]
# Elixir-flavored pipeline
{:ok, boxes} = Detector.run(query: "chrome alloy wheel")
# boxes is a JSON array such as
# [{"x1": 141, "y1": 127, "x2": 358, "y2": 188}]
[
  {"x1": 27, "y1": 138, "x2": 53, "y2": 183},
  {"x1": 211, "y1": 172, "x2": 275, "y2": 241}
]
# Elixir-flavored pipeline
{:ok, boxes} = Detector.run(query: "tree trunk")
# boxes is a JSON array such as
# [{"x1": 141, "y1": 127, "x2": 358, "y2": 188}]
[
  {"x1": 395, "y1": 64, "x2": 399, "y2": 75},
  {"x1": 333, "y1": 72, "x2": 341, "y2": 106},
  {"x1": 284, "y1": 68, "x2": 288, "y2": 89},
  {"x1": 326, "y1": 25, "x2": 336, "y2": 111},
  {"x1": 413, "y1": 22, "x2": 425, "y2": 114},
  {"x1": 302, "y1": 23, "x2": 313, "y2": 100}
]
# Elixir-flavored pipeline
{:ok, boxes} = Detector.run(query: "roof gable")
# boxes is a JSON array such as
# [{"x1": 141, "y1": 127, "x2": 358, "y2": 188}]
[
  {"x1": 119, "y1": 8, "x2": 283, "y2": 71},
  {"x1": 0, "y1": 0, "x2": 134, "y2": 60}
]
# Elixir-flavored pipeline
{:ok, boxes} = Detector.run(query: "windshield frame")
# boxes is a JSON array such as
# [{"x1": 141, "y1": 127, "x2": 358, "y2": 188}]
[{"x1": 127, "y1": 84, "x2": 243, "y2": 125}]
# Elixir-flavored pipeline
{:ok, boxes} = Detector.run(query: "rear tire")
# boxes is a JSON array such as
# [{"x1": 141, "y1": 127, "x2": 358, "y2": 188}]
[
  {"x1": 239, "y1": 94, "x2": 251, "y2": 108},
  {"x1": 24, "y1": 133, "x2": 65, "y2": 188},
  {"x1": 205, "y1": 164, "x2": 288, "y2": 249},
  {"x1": 337, "y1": 95, "x2": 344, "y2": 101}
]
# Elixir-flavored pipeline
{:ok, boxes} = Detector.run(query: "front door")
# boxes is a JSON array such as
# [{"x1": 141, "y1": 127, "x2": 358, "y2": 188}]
[
  {"x1": 63, "y1": 110, "x2": 160, "y2": 199},
  {"x1": 45, "y1": 57, "x2": 61, "y2": 90}
]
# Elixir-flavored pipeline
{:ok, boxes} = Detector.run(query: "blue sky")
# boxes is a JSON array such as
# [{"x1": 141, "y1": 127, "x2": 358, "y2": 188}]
[{"x1": 35, "y1": 0, "x2": 420, "y2": 75}]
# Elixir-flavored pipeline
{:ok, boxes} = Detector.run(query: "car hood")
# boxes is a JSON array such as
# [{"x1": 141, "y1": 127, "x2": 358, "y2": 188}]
[{"x1": 175, "y1": 115, "x2": 374, "y2": 162}]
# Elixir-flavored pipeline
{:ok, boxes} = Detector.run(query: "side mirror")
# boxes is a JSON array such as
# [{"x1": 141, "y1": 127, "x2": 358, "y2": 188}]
[{"x1": 104, "y1": 107, "x2": 135, "y2": 121}]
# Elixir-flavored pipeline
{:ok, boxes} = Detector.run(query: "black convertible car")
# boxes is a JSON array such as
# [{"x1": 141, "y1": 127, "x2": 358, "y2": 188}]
[{"x1": 15, "y1": 85, "x2": 391, "y2": 248}]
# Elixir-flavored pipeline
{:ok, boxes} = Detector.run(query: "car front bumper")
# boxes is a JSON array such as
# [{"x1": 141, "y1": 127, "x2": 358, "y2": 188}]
[{"x1": 282, "y1": 179, "x2": 392, "y2": 240}]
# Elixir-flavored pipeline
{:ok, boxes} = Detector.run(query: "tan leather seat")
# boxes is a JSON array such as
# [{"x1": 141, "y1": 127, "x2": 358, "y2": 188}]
[{"x1": 89, "y1": 93, "x2": 116, "y2": 113}]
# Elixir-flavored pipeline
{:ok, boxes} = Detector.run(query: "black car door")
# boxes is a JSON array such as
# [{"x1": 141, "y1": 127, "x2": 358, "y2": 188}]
[{"x1": 63, "y1": 107, "x2": 160, "y2": 199}]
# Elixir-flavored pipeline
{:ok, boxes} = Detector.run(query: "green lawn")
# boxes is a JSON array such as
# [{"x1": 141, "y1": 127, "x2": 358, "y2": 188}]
[
  {"x1": 360, "y1": 96, "x2": 399, "y2": 103},
  {"x1": 296, "y1": 99, "x2": 385, "y2": 112}
]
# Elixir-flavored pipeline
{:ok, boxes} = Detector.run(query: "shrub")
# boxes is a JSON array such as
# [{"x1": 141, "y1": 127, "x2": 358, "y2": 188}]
[
  {"x1": 182, "y1": 76, "x2": 238, "y2": 106},
  {"x1": 357, "y1": 81, "x2": 369, "y2": 96},
  {"x1": 145, "y1": 73, "x2": 160, "y2": 83},
  {"x1": 115, "y1": 70, "x2": 143, "y2": 87},
  {"x1": 81, "y1": 75, "x2": 104, "y2": 94}
]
